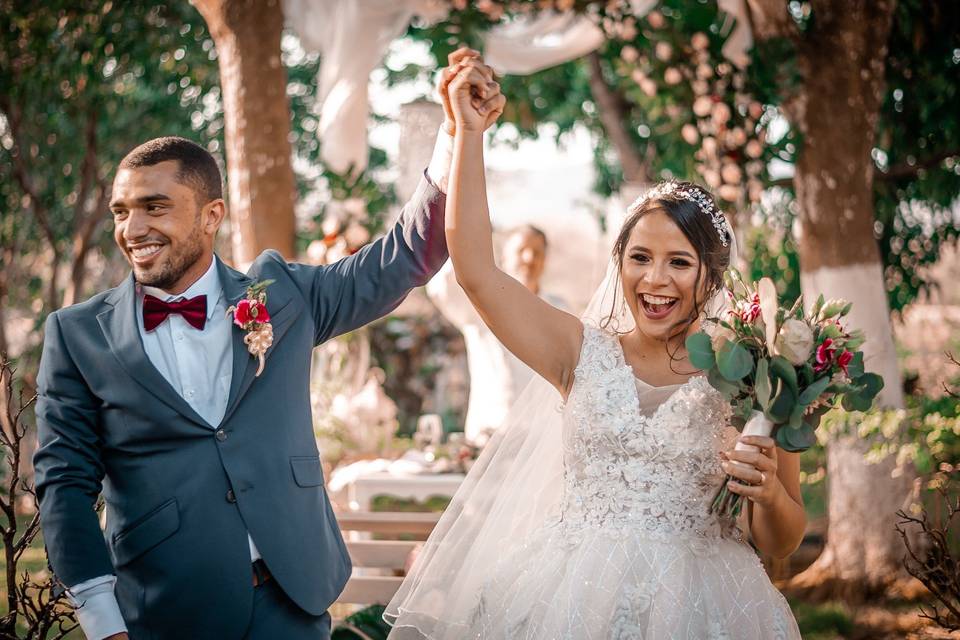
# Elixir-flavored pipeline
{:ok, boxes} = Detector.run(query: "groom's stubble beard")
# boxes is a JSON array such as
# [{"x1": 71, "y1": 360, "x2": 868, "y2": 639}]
[{"x1": 131, "y1": 211, "x2": 206, "y2": 291}]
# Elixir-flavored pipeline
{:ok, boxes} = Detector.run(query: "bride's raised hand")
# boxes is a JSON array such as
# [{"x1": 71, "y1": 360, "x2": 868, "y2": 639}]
[
  {"x1": 438, "y1": 49, "x2": 504, "y2": 135},
  {"x1": 447, "y1": 61, "x2": 504, "y2": 134}
]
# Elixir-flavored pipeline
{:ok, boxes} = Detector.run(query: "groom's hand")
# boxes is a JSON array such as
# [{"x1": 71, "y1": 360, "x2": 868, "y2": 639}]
[
  {"x1": 438, "y1": 47, "x2": 503, "y2": 135},
  {"x1": 105, "y1": 634, "x2": 129, "y2": 640}
]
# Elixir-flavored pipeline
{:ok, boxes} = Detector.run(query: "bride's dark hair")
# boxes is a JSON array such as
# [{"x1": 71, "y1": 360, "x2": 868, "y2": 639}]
[{"x1": 602, "y1": 181, "x2": 731, "y2": 365}]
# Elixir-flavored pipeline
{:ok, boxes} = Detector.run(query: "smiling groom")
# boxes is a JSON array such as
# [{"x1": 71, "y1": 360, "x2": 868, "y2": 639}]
[{"x1": 33, "y1": 50, "x2": 501, "y2": 640}]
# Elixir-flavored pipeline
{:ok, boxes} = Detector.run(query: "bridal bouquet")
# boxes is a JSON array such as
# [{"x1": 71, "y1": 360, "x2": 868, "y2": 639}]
[{"x1": 685, "y1": 269, "x2": 884, "y2": 517}]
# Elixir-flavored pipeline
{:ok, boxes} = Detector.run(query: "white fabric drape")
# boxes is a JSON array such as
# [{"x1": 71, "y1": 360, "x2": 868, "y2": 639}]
[
  {"x1": 284, "y1": 0, "x2": 753, "y2": 173},
  {"x1": 483, "y1": 0, "x2": 751, "y2": 76},
  {"x1": 283, "y1": 0, "x2": 448, "y2": 174}
]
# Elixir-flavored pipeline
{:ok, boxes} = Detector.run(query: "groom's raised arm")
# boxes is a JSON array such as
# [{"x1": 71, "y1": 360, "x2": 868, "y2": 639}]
[
  {"x1": 275, "y1": 48, "x2": 501, "y2": 345},
  {"x1": 280, "y1": 169, "x2": 448, "y2": 345}
]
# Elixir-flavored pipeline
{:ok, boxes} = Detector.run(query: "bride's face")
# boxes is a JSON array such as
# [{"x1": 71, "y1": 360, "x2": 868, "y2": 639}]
[{"x1": 620, "y1": 209, "x2": 704, "y2": 342}]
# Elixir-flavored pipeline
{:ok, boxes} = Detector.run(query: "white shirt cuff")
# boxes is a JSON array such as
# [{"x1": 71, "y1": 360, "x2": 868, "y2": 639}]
[
  {"x1": 426, "y1": 125, "x2": 455, "y2": 194},
  {"x1": 68, "y1": 575, "x2": 127, "y2": 640}
]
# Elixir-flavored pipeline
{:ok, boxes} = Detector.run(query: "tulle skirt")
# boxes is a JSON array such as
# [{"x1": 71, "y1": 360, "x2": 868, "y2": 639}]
[{"x1": 389, "y1": 520, "x2": 801, "y2": 640}]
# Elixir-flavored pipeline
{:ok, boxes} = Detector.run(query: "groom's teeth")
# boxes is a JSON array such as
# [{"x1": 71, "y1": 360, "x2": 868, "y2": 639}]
[{"x1": 131, "y1": 245, "x2": 162, "y2": 258}]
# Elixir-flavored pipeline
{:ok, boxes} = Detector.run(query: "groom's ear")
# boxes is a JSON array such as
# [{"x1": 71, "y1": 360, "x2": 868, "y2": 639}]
[{"x1": 200, "y1": 198, "x2": 227, "y2": 236}]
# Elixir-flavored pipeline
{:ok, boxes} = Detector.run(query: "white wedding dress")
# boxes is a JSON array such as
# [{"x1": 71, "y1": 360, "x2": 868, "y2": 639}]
[{"x1": 465, "y1": 326, "x2": 802, "y2": 638}]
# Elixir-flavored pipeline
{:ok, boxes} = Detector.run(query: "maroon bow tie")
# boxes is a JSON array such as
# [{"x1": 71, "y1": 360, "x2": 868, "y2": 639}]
[{"x1": 143, "y1": 294, "x2": 207, "y2": 332}]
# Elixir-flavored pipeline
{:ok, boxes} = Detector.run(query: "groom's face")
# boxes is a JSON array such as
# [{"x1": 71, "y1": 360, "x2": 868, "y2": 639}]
[{"x1": 110, "y1": 160, "x2": 223, "y2": 294}]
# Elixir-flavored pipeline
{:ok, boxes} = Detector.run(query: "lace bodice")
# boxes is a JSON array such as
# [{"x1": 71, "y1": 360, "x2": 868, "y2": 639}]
[{"x1": 559, "y1": 326, "x2": 741, "y2": 552}]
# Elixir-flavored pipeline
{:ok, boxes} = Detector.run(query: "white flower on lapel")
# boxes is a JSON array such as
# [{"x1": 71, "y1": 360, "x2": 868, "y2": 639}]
[{"x1": 226, "y1": 279, "x2": 275, "y2": 377}]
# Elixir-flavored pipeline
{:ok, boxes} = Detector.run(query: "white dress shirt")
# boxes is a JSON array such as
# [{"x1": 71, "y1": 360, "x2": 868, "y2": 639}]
[{"x1": 67, "y1": 129, "x2": 452, "y2": 640}]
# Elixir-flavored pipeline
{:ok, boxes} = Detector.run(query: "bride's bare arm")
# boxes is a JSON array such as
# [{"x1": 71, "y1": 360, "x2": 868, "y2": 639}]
[{"x1": 446, "y1": 68, "x2": 582, "y2": 396}]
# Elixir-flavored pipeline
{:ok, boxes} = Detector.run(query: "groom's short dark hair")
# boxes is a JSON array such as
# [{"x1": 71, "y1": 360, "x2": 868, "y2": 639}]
[{"x1": 119, "y1": 136, "x2": 223, "y2": 203}]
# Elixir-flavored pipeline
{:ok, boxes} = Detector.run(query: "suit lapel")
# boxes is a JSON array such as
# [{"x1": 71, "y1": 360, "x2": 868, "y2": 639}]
[
  {"x1": 218, "y1": 259, "x2": 301, "y2": 426},
  {"x1": 97, "y1": 274, "x2": 211, "y2": 428}
]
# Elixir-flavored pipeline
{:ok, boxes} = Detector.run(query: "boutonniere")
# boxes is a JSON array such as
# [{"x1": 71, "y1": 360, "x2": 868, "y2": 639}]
[{"x1": 227, "y1": 279, "x2": 275, "y2": 377}]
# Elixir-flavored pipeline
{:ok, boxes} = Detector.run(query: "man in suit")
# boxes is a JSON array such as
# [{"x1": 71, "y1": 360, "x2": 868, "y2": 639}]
[{"x1": 33, "y1": 51, "x2": 503, "y2": 639}]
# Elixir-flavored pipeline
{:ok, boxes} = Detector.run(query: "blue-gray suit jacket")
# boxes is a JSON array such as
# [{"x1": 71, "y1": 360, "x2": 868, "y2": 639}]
[{"x1": 33, "y1": 177, "x2": 446, "y2": 639}]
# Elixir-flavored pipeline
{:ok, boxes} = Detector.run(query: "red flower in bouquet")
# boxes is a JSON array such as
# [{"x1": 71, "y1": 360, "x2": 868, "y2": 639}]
[
  {"x1": 814, "y1": 338, "x2": 836, "y2": 373},
  {"x1": 837, "y1": 350, "x2": 854, "y2": 375}
]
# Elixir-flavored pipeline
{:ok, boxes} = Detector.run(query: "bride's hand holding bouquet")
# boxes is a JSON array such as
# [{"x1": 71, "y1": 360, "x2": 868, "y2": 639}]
[{"x1": 686, "y1": 270, "x2": 885, "y2": 517}]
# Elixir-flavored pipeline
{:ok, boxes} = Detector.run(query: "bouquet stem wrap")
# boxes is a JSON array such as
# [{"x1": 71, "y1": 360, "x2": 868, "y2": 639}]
[{"x1": 712, "y1": 410, "x2": 773, "y2": 518}]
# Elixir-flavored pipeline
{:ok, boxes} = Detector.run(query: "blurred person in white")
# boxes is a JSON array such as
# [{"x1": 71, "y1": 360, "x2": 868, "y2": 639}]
[{"x1": 427, "y1": 224, "x2": 567, "y2": 445}]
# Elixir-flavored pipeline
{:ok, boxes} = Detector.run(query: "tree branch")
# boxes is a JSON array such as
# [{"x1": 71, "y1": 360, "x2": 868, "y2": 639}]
[
  {"x1": 0, "y1": 96, "x2": 62, "y2": 311},
  {"x1": 63, "y1": 107, "x2": 105, "y2": 308},
  {"x1": 0, "y1": 98, "x2": 57, "y2": 254},
  {"x1": 585, "y1": 51, "x2": 650, "y2": 184},
  {"x1": 879, "y1": 149, "x2": 960, "y2": 181}
]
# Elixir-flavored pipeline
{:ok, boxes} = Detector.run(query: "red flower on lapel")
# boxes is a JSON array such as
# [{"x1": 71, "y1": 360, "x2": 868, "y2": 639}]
[{"x1": 227, "y1": 279, "x2": 275, "y2": 377}]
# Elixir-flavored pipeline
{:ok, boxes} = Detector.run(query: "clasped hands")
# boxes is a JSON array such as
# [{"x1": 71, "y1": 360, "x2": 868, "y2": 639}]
[{"x1": 437, "y1": 47, "x2": 506, "y2": 136}]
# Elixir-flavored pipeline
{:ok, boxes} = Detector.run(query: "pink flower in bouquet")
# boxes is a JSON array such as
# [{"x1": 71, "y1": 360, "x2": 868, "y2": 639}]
[
  {"x1": 814, "y1": 338, "x2": 836, "y2": 373},
  {"x1": 233, "y1": 299, "x2": 270, "y2": 327},
  {"x1": 837, "y1": 350, "x2": 854, "y2": 375},
  {"x1": 737, "y1": 293, "x2": 762, "y2": 323}
]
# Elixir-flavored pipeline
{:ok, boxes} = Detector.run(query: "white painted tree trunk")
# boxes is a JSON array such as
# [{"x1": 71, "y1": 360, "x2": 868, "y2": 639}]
[{"x1": 798, "y1": 264, "x2": 915, "y2": 592}]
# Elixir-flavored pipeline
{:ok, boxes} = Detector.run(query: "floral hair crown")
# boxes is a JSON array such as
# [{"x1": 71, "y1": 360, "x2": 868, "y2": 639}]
[{"x1": 630, "y1": 181, "x2": 729, "y2": 247}]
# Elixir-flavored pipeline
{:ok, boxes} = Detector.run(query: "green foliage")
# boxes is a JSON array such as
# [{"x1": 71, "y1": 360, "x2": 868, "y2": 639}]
[
  {"x1": 742, "y1": 218, "x2": 802, "y2": 306},
  {"x1": 0, "y1": 3, "x2": 395, "y2": 362},
  {"x1": 789, "y1": 600, "x2": 855, "y2": 638},
  {"x1": 822, "y1": 392, "x2": 960, "y2": 477},
  {"x1": 0, "y1": 1, "x2": 224, "y2": 324},
  {"x1": 331, "y1": 604, "x2": 390, "y2": 640},
  {"x1": 406, "y1": 0, "x2": 959, "y2": 311},
  {"x1": 874, "y1": 0, "x2": 960, "y2": 313}
]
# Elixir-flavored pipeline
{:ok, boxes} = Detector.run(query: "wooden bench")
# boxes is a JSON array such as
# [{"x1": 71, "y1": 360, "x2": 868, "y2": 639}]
[{"x1": 335, "y1": 511, "x2": 442, "y2": 606}]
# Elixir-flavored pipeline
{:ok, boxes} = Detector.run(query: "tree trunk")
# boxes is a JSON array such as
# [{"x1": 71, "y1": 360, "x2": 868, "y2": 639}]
[
  {"x1": 192, "y1": 0, "x2": 297, "y2": 267},
  {"x1": 776, "y1": 0, "x2": 914, "y2": 598}
]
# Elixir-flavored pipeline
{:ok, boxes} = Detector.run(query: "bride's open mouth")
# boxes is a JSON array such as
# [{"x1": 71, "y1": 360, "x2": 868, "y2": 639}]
[{"x1": 639, "y1": 293, "x2": 679, "y2": 320}]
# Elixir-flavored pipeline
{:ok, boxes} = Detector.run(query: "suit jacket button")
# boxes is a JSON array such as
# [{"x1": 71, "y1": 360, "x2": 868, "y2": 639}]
[
  {"x1": 226, "y1": 489, "x2": 237, "y2": 503},
  {"x1": 215, "y1": 429, "x2": 227, "y2": 442}
]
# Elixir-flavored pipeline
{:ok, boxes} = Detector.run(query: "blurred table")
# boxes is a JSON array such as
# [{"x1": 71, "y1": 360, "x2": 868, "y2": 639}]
[{"x1": 345, "y1": 471, "x2": 464, "y2": 512}]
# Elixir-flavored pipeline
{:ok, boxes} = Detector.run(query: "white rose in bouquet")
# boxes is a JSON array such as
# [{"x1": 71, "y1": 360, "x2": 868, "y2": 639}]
[{"x1": 775, "y1": 318, "x2": 815, "y2": 365}]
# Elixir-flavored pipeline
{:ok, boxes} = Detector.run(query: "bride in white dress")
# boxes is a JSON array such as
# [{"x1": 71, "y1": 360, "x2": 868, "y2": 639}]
[{"x1": 385, "y1": 57, "x2": 804, "y2": 639}]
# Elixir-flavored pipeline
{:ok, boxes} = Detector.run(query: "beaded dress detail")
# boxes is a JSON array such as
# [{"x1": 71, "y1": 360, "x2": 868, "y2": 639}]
[{"x1": 471, "y1": 326, "x2": 801, "y2": 639}]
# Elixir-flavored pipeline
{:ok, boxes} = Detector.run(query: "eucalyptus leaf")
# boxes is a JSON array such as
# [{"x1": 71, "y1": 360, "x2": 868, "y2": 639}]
[
  {"x1": 846, "y1": 351, "x2": 865, "y2": 379},
  {"x1": 842, "y1": 391, "x2": 873, "y2": 412},
  {"x1": 735, "y1": 396, "x2": 755, "y2": 421},
  {"x1": 788, "y1": 402, "x2": 805, "y2": 429},
  {"x1": 799, "y1": 376, "x2": 831, "y2": 405},
  {"x1": 858, "y1": 372, "x2": 885, "y2": 400},
  {"x1": 686, "y1": 332, "x2": 716, "y2": 370},
  {"x1": 717, "y1": 341, "x2": 754, "y2": 382},
  {"x1": 776, "y1": 422, "x2": 817, "y2": 452},
  {"x1": 767, "y1": 386, "x2": 795, "y2": 423},
  {"x1": 708, "y1": 368, "x2": 740, "y2": 398},
  {"x1": 755, "y1": 358, "x2": 772, "y2": 410},
  {"x1": 769, "y1": 356, "x2": 799, "y2": 397}
]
